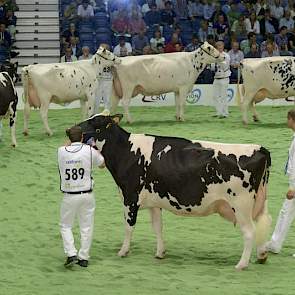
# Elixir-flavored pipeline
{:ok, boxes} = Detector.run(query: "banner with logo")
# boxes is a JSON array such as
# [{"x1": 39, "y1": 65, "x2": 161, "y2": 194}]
[{"x1": 16, "y1": 85, "x2": 294, "y2": 110}]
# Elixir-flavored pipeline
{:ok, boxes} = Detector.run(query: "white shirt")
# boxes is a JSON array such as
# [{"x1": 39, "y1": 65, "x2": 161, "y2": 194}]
[
  {"x1": 214, "y1": 52, "x2": 231, "y2": 79},
  {"x1": 77, "y1": 4, "x2": 94, "y2": 17},
  {"x1": 113, "y1": 42, "x2": 132, "y2": 56},
  {"x1": 287, "y1": 134, "x2": 295, "y2": 188},
  {"x1": 279, "y1": 17, "x2": 295, "y2": 30},
  {"x1": 270, "y1": 5, "x2": 284, "y2": 19},
  {"x1": 100, "y1": 66, "x2": 113, "y2": 80},
  {"x1": 58, "y1": 142, "x2": 104, "y2": 193},
  {"x1": 79, "y1": 53, "x2": 93, "y2": 60},
  {"x1": 245, "y1": 18, "x2": 260, "y2": 34}
]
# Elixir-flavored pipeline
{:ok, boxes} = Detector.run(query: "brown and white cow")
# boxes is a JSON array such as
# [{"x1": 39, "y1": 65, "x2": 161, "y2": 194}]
[
  {"x1": 76, "y1": 112, "x2": 272, "y2": 270},
  {"x1": 237, "y1": 56, "x2": 295, "y2": 124},
  {"x1": 22, "y1": 47, "x2": 121, "y2": 136}
]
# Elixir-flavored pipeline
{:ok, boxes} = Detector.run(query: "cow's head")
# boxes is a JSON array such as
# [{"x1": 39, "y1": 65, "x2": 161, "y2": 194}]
[
  {"x1": 93, "y1": 47, "x2": 121, "y2": 66},
  {"x1": 78, "y1": 109, "x2": 123, "y2": 151},
  {"x1": 0, "y1": 61, "x2": 19, "y2": 83},
  {"x1": 199, "y1": 42, "x2": 225, "y2": 63}
]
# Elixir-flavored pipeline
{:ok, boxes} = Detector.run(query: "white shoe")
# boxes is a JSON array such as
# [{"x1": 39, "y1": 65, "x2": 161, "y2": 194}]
[
  {"x1": 265, "y1": 241, "x2": 280, "y2": 254},
  {"x1": 292, "y1": 253, "x2": 295, "y2": 258}
]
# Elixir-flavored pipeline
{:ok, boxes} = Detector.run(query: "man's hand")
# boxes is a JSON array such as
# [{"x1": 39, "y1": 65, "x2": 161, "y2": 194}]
[
  {"x1": 286, "y1": 190, "x2": 295, "y2": 200},
  {"x1": 86, "y1": 137, "x2": 96, "y2": 147}
]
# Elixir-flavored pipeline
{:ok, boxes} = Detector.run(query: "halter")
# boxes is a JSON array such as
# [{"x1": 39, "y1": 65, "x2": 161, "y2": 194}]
[
  {"x1": 199, "y1": 46, "x2": 221, "y2": 60},
  {"x1": 96, "y1": 52, "x2": 116, "y2": 62}
]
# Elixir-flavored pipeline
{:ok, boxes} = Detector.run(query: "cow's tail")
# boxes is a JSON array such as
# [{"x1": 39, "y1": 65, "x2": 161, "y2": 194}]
[
  {"x1": 22, "y1": 67, "x2": 31, "y2": 135},
  {"x1": 253, "y1": 147, "x2": 272, "y2": 256},
  {"x1": 236, "y1": 65, "x2": 243, "y2": 107}
]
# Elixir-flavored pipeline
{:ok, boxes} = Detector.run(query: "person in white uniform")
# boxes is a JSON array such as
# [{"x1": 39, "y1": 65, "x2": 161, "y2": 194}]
[
  {"x1": 212, "y1": 40, "x2": 231, "y2": 118},
  {"x1": 94, "y1": 43, "x2": 116, "y2": 114},
  {"x1": 58, "y1": 125, "x2": 105, "y2": 268},
  {"x1": 267, "y1": 109, "x2": 295, "y2": 256}
]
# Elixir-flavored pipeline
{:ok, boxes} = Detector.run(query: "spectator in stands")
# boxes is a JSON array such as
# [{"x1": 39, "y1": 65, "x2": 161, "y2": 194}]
[
  {"x1": 129, "y1": 10, "x2": 146, "y2": 35},
  {"x1": 63, "y1": 2, "x2": 78, "y2": 23},
  {"x1": 227, "y1": 2, "x2": 241, "y2": 26},
  {"x1": 231, "y1": 14, "x2": 248, "y2": 42},
  {"x1": 160, "y1": 1, "x2": 176, "y2": 26},
  {"x1": 69, "y1": 36, "x2": 81, "y2": 57},
  {"x1": 245, "y1": 11, "x2": 260, "y2": 35},
  {"x1": 254, "y1": 0, "x2": 267, "y2": 17},
  {"x1": 188, "y1": 0, "x2": 204, "y2": 20},
  {"x1": 164, "y1": 32, "x2": 183, "y2": 52},
  {"x1": 79, "y1": 46, "x2": 93, "y2": 60},
  {"x1": 132, "y1": 29, "x2": 149, "y2": 55},
  {"x1": 206, "y1": 34, "x2": 215, "y2": 46},
  {"x1": 260, "y1": 33, "x2": 280, "y2": 54},
  {"x1": 260, "y1": 8, "x2": 279, "y2": 35},
  {"x1": 245, "y1": 43, "x2": 261, "y2": 58},
  {"x1": 172, "y1": 0, "x2": 189, "y2": 20},
  {"x1": 279, "y1": 44, "x2": 293, "y2": 56},
  {"x1": 77, "y1": 0, "x2": 94, "y2": 20},
  {"x1": 240, "y1": 32, "x2": 259, "y2": 55},
  {"x1": 113, "y1": 36, "x2": 132, "y2": 56},
  {"x1": 198, "y1": 19, "x2": 214, "y2": 43},
  {"x1": 92, "y1": 0, "x2": 107, "y2": 13},
  {"x1": 211, "y1": 2, "x2": 228, "y2": 25},
  {"x1": 185, "y1": 34, "x2": 200, "y2": 52},
  {"x1": 0, "y1": 0, "x2": 7, "y2": 23},
  {"x1": 0, "y1": 22, "x2": 11, "y2": 48},
  {"x1": 150, "y1": 29, "x2": 165, "y2": 53},
  {"x1": 5, "y1": 9, "x2": 16, "y2": 42},
  {"x1": 279, "y1": 11, "x2": 294, "y2": 34},
  {"x1": 203, "y1": 0, "x2": 215, "y2": 21},
  {"x1": 275, "y1": 26, "x2": 290, "y2": 52},
  {"x1": 142, "y1": 0, "x2": 153, "y2": 16},
  {"x1": 156, "y1": 0, "x2": 166, "y2": 10},
  {"x1": 270, "y1": 0, "x2": 284, "y2": 20},
  {"x1": 173, "y1": 25, "x2": 183, "y2": 44},
  {"x1": 213, "y1": 14, "x2": 229, "y2": 41},
  {"x1": 261, "y1": 41, "x2": 280, "y2": 57},
  {"x1": 127, "y1": 0, "x2": 142, "y2": 19},
  {"x1": 111, "y1": 9, "x2": 130, "y2": 36},
  {"x1": 62, "y1": 23, "x2": 80, "y2": 48},
  {"x1": 142, "y1": 45, "x2": 153, "y2": 54},
  {"x1": 61, "y1": 46, "x2": 78, "y2": 62},
  {"x1": 145, "y1": 3, "x2": 161, "y2": 28},
  {"x1": 228, "y1": 41, "x2": 244, "y2": 83}
]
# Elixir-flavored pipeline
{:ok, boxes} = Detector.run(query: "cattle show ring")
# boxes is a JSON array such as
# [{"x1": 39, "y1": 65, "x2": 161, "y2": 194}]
[{"x1": 2, "y1": 18, "x2": 295, "y2": 295}]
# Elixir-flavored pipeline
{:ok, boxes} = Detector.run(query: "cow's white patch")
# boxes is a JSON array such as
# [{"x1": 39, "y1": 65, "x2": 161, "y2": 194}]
[
  {"x1": 95, "y1": 139, "x2": 105, "y2": 151},
  {"x1": 129, "y1": 134, "x2": 155, "y2": 165},
  {"x1": 157, "y1": 145, "x2": 172, "y2": 160},
  {"x1": 194, "y1": 140, "x2": 260, "y2": 158},
  {"x1": 0, "y1": 73, "x2": 7, "y2": 86}
]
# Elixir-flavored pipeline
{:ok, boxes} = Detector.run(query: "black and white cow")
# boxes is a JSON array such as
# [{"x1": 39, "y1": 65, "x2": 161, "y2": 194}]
[
  {"x1": 76, "y1": 112, "x2": 272, "y2": 270},
  {"x1": 0, "y1": 71, "x2": 18, "y2": 147}
]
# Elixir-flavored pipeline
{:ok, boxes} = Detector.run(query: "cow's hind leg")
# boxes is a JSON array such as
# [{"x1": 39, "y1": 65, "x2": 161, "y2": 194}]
[
  {"x1": 174, "y1": 91, "x2": 181, "y2": 121},
  {"x1": 178, "y1": 87, "x2": 190, "y2": 122},
  {"x1": 121, "y1": 97, "x2": 132, "y2": 124},
  {"x1": 0, "y1": 118, "x2": 2, "y2": 142},
  {"x1": 250, "y1": 102, "x2": 260, "y2": 122},
  {"x1": 118, "y1": 202, "x2": 139, "y2": 257},
  {"x1": 150, "y1": 208, "x2": 165, "y2": 259},
  {"x1": 9, "y1": 100, "x2": 17, "y2": 147},
  {"x1": 40, "y1": 100, "x2": 52, "y2": 136}
]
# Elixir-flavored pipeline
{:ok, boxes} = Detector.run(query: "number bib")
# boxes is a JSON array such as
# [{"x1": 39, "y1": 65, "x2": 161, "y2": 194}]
[{"x1": 58, "y1": 144, "x2": 93, "y2": 193}]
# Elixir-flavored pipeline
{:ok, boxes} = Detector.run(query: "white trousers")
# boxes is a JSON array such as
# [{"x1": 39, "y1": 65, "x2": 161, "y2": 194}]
[
  {"x1": 0, "y1": 120, "x2": 2, "y2": 139},
  {"x1": 60, "y1": 192, "x2": 95, "y2": 260},
  {"x1": 213, "y1": 78, "x2": 229, "y2": 117},
  {"x1": 94, "y1": 79, "x2": 113, "y2": 114},
  {"x1": 269, "y1": 198, "x2": 295, "y2": 251}
]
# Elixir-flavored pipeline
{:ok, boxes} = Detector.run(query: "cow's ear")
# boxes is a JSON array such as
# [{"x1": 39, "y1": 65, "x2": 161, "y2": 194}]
[{"x1": 111, "y1": 114, "x2": 123, "y2": 124}]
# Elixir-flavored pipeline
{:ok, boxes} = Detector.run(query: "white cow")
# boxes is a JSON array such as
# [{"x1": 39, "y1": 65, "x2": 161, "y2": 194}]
[
  {"x1": 237, "y1": 56, "x2": 295, "y2": 124},
  {"x1": 22, "y1": 47, "x2": 121, "y2": 136},
  {"x1": 111, "y1": 42, "x2": 225, "y2": 123}
]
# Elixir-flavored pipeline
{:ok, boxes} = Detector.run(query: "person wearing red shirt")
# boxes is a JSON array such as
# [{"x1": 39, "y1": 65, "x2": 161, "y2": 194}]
[{"x1": 164, "y1": 33, "x2": 183, "y2": 53}]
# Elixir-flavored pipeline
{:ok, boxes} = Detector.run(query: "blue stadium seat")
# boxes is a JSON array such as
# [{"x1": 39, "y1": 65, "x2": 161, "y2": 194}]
[
  {"x1": 163, "y1": 25, "x2": 174, "y2": 41},
  {"x1": 96, "y1": 27, "x2": 111, "y2": 34},
  {"x1": 80, "y1": 33, "x2": 95, "y2": 42},
  {"x1": 0, "y1": 46, "x2": 9, "y2": 63}
]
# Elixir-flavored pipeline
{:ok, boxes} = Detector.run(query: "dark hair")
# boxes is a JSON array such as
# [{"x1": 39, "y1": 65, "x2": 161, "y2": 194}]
[
  {"x1": 66, "y1": 126, "x2": 83, "y2": 142},
  {"x1": 248, "y1": 32, "x2": 256, "y2": 39},
  {"x1": 165, "y1": 1, "x2": 172, "y2": 6},
  {"x1": 280, "y1": 26, "x2": 287, "y2": 32},
  {"x1": 288, "y1": 109, "x2": 295, "y2": 121}
]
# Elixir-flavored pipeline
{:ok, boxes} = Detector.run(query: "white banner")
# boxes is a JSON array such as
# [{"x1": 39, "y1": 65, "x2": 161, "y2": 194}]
[{"x1": 16, "y1": 84, "x2": 295, "y2": 110}]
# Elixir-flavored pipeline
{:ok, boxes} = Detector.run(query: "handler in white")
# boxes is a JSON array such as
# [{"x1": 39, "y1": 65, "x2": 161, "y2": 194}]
[
  {"x1": 212, "y1": 41, "x2": 231, "y2": 118},
  {"x1": 267, "y1": 109, "x2": 295, "y2": 256},
  {"x1": 94, "y1": 43, "x2": 116, "y2": 113},
  {"x1": 58, "y1": 125, "x2": 105, "y2": 268}
]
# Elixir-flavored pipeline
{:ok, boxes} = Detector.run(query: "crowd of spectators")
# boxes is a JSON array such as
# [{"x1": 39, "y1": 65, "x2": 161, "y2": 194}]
[{"x1": 60, "y1": 0, "x2": 295, "y2": 83}]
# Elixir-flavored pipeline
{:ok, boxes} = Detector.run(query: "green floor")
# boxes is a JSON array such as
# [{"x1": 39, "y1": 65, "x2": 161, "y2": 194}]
[{"x1": 0, "y1": 106, "x2": 294, "y2": 295}]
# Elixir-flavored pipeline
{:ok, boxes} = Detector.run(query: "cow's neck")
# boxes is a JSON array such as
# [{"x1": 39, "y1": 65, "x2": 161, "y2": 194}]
[
  {"x1": 101, "y1": 125, "x2": 131, "y2": 181},
  {"x1": 191, "y1": 49, "x2": 208, "y2": 75}
]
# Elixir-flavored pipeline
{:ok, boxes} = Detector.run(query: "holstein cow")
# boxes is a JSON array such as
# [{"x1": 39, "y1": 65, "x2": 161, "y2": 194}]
[
  {"x1": 238, "y1": 56, "x2": 295, "y2": 124},
  {"x1": 76, "y1": 111, "x2": 272, "y2": 270},
  {"x1": 0, "y1": 71, "x2": 18, "y2": 147},
  {"x1": 22, "y1": 47, "x2": 121, "y2": 136},
  {"x1": 111, "y1": 42, "x2": 225, "y2": 123}
]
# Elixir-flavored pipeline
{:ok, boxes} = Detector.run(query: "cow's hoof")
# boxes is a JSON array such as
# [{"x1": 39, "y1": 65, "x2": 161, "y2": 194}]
[
  {"x1": 242, "y1": 121, "x2": 248, "y2": 126},
  {"x1": 253, "y1": 116, "x2": 260, "y2": 122},
  {"x1": 256, "y1": 252, "x2": 268, "y2": 264},
  {"x1": 46, "y1": 131, "x2": 53, "y2": 137},
  {"x1": 118, "y1": 249, "x2": 129, "y2": 257},
  {"x1": 235, "y1": 263, "x2": 248, "y2": 271},
  {"x1": 11, "y1": 143, "x2": 16, "y2": 148},
  {"x1": 23, "y1": 131, "x2": 28, "y2": 136},
  {"x1": 155, "y1": 251, "x2": 166, "y2": 259}
]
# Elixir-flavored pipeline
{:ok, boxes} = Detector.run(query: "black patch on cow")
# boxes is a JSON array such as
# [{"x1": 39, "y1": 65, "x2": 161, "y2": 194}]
[
  {"x1": 89, "y1": 84, "x2": 92, "y2": 88},
  {"x1": 186, "y1": 208, "x2": 191, "y2": 212},
  {"x1": 232, "y1": 207, "x2": 235, "y2": 213},
  {"x1": 227, "y1": 188, "x2": 232, "y2": 195},
  {"x1": 243, "y1": 181, "x2": 249, "y2": 188},
  {"x1": 73, "y1": 70, "x2": 76, "y2": 75}
]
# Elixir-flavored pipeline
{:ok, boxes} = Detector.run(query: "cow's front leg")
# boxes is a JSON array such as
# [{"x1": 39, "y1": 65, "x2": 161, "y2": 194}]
[
  {"x1": 250, "y1": 102, "x2": 259, "y2": 122},
  {"x1": 178, "y1": 88, "x2": 190, "y2": 122},
  {"x1": 150, "y1": 208, "x2": 165, "y2": 259},
  {"x1": 40, "y1": 101, "x2": 53, "y2": 136},
  {"x1": 80, "y1": 99, "x2": 89, "y2": 119},
  {"x1": 0, "y1": 119, "x2": 3, "y2": 142},
  {"x1": 23, "y1": 100, "x2": 31, "y2": 136},
  {"x1": 240, "y1": 101, "x2": 249, "y2": 125},
  {"x1": 9, "y1": 101, "x2": 17, "y2": 147},
  {"x1": 174, "y1": 91, "x2": 180, "y2": 121},
  {"x1": 118, "y1": 202, "x2": 139, "y2": 257}
]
